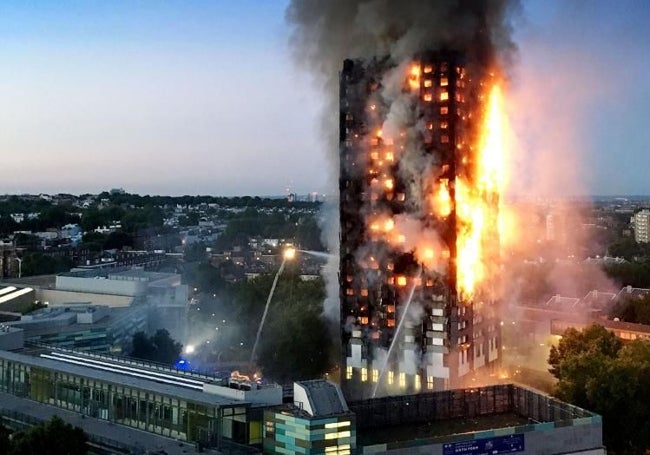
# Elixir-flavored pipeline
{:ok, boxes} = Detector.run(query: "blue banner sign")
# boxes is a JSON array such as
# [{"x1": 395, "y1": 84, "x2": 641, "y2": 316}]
[{"x1": 442, "y1": 434, "x2": 525, "y2": 455}]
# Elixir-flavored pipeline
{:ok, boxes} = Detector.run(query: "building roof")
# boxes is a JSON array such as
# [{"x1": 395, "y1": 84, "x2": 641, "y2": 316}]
[
  {"x1": 0, "y1": 349, "x2": 246, "y2": 409},
  {"x1": 295, "y1": 380, "x2": 349, "y2": 417}
]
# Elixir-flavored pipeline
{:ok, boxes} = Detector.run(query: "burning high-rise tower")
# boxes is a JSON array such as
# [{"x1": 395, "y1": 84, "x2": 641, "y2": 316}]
[{"x1": 339, "y1": 51, "x2": 505, "y2": 400}]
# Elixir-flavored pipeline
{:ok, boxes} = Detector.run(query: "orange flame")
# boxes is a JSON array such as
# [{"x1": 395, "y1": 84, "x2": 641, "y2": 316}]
[
  {"x1": 408, "y1": 64, "x2": 421, "y2": 90},
  {"x1": 431, "y1": 178, "x2": 453, "y2": 218},
  {"x1": 456, "y1": 82, "x2": 505, "y2": 300}
]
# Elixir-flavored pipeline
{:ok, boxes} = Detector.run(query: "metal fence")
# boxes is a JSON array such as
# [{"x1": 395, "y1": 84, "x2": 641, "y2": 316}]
[{"x1": 349, "y1": 384, "x2": 596, "y2": 430}]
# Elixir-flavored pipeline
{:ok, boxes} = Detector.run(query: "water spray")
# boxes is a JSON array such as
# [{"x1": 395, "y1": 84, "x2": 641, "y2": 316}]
[
  {"x1": 372, "y1": 269, "x2": 421, "y2": 398},
  {"x1": 248, "y1": 247, "x2": 296, "y2": 371}
]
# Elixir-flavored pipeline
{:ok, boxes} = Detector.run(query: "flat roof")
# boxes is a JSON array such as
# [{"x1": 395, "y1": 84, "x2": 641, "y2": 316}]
[
  {"x1": 356, "y1": 413, "x2": 529, "y2": 446},
  {"x1": 0, "y1": 349, "x2": 246, "y2": 409}
]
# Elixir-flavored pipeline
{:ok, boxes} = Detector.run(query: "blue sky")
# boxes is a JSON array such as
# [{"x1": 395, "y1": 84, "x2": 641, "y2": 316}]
[{"x1": 0, "y1": 0, "x2": 649, "y2": 196}]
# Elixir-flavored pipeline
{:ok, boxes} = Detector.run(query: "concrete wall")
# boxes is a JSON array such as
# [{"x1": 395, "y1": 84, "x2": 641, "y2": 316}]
[
  {"x1": 360, "y1": 421, "x2": 604, "y2": 455},
  {"x1": 56, "y1": 276, "x2": 148, "y2": 296},
  {"x1": 0, "y1": 328, "x2": 24, "y2": 351},
  {"x1": 37, "y1": 289, "x2": 134, "y2": 307},
  {"x1": 203, "y1": 383, "x2": 283, "y2": 405}
]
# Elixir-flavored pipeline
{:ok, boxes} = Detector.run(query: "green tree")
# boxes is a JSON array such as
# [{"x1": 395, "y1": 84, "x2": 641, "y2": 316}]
[
  {"x1": 257, "y1": 302, "x2": 332, "y2": 382},
  {"x1": 0, "y1": 423, "x2": 10, "y2": 455},
  {"x1": 236, "y1": 271, "x2": 331, "y2": 382},
  {"x1": 103, "y1": 231, "x2": 134, "y2": 250},
  {"x1": 8, "y1": 416, "x2": 87, "y2": 455},
  {"x1": 549, "y1": 325, "x2": 650, "y2": 453},
  {"x1": 21, "y1": 253, "x2": 72, "y2": 276},
  {"x1": 610, "y1": 294, "x2": 650, "y2": 325},
  {"x1": 130, "y1": 330, "x2": 182, "y2": 365}
]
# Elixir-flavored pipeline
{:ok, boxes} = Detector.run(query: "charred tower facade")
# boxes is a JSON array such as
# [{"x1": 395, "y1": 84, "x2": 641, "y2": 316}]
[{"x1": 339, "y1": 52, "x2": 502, "y2": 400}]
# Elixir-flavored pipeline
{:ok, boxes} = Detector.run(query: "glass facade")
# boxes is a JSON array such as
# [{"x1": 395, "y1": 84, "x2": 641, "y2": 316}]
[
  {"x1": 263, "y1": 409, "x2": 357, "y2": 455},
  {"x1": 0, "y1": 356, "x2": 259, "y2": 449}
]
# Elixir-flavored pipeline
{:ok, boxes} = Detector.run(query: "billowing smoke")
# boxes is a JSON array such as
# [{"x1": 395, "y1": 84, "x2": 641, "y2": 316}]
[{"x1": 287, "y1": 0, "x2": 521, "y2": 322}]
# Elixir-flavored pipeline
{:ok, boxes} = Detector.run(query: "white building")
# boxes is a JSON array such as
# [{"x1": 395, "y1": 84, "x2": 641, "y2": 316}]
[{"x1": 633, "y1": 209, "x2": 650, "y2": 243}]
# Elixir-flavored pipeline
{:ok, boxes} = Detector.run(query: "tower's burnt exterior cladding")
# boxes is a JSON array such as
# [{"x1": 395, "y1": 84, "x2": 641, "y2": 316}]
[{"x1": 339, "y1": 51, "x2": 502, "y2": 400}]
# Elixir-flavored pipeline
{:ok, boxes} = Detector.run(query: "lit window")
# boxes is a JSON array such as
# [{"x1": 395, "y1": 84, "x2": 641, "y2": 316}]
[
  {"x1": 360, "y1": 289, "x2": 369, "y2": 297},
  {"x1": 423, "y1": 93, "x2": 433, "y2": 102},
  {"x1": 372, "y1": 369, "x2": 379, "y2": 382},
  {"x1": 440, "y1": 106, "x2": 449, "y2": 115},
  {"x1": 424, "y1": 79, "x2": 433, "y2": 88},
  {"x1": 346, "y1": 366, "x2": 352, "y2": 379},
  {"x1": 399, "y1": 372, "x2": 406, "y2": 388},
  {"x1": 423, "y1": 65, "x2": 433, "y2": 73},
  {"x1": 325, "y1": 421, "x2": 351, "y2": 429},
  {"x1": 361, "y1": 368, "x2": 368, "y2": 382},
  {"x1": 441, "y1": 135, "x2": 449, "y2": 144},
  {"x1": 427, "y1": 376, "x2": 434, "y2": 390},
  {"x1": 388, "y1": 371, "x2": 394, "y2": 385},
  {"x1": 440, "y1": 92, "x2": 449, "y2": 101},
  {"x1": 415, "y1": 375, "x2": 421, "y2": 391},
  {"x1": 440, "y1": 77, "x2": 448, "y2": 87},
  {"x1": 440, "y1": 121, "x2": 448, "y2": 129}
]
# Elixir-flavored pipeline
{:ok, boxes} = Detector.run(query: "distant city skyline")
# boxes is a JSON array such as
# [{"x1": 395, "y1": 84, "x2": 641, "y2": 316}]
[{"x1": 1, "y1": 0, "x2": 649, "y2": 196}]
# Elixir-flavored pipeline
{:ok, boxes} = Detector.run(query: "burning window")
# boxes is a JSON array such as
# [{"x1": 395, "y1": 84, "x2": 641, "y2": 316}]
[
  {"x1": 360, "y1": 289, "x2": 369, "y2": 297},
  {"x1": 440, "y1": 106, "x2": 449, "y2": 115},
  {"x1": 441, "y1": 135, "x2": 449, "y2": 144},
  {"x1": 424, "y1": 79, "x2": 433, "y2": 88},
  {"x1": 370, "y1": 151, "x2": 379, "y2": 160},
  {"x1": 440, "y1": 77, "x2": 448, "y2": 87},
  {"x1": 439, "y1": 91, "x2": 449, "y2": 101},
  {"x1": 427, "y1": 122, "x2": 434, "y2": 130},
  {"x1": 423, "y1": 64, "x2": 433, "y2": 74},
  {"x1": 455, "y1": 93, "x2": 464, "y2": 102},
  {"x1": 346, "y1": 288, "x2": 354, "y2": 296},
  {"x1": 387, "y1": 319, "x2": 395, "y2": 328},
  {"x1": 397, "y1": 193, "x2": 406, "y2": 201},
  {"x1": 386, "y1": 305, "x2": 395, "y2": 313},
  {"x1": 440, "y1": 121, "x2": 448, "y2": 129},
  {"x1": 396, "y1": 276, "x2": 407, "y2": 286},
  {"x1": 359, "y1": 317, "x2": 369, "y2": 325},
  {"x1": 423, "y1": 93, "x2": 433, "y2": 102}
]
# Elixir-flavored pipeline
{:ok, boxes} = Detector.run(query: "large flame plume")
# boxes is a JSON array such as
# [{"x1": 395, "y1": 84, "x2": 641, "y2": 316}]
[{"x1": 457, "y1": 82, "x2": 506, "y2": 300}]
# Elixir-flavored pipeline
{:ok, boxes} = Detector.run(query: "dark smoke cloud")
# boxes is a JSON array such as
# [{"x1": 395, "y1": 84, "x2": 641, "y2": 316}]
[
  {"x1": 286, "y1": 0, "x2": 521, "y2": 323},
  {"x1": 286, "y1": 0, "x2": 520, "y2": 83},
  {"x1": 285, "y1": 0, "x2": 521, "y2": 191}
]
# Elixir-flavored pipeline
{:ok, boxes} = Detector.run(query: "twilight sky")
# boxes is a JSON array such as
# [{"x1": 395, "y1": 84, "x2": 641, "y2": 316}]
[{"x1": 0, "y1": 0, "x2": 649, "y2": 196}]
